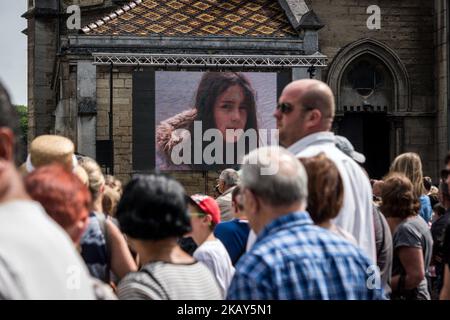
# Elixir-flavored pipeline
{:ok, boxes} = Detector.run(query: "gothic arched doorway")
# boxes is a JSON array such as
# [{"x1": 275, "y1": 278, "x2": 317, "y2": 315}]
[
  {"x1": 336, "y1": 55, "x2": 393, "y2": 178},
  {"x1": 328, "y1": 39, "x2": 411, "y2": 179}
]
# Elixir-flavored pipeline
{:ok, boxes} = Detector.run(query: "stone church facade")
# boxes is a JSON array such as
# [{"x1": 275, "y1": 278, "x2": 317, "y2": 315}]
[{"x1": 24, "y1": 0, "x2": 448, "y2": 193}]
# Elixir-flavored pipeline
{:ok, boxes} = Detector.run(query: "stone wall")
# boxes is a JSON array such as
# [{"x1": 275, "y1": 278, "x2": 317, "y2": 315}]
[
  {"x1": 96, "y1": 66, "x2": 133, "y2": 184},
  {"x1": 27, "y1": 16, "x2": 58, "y2": 142},
  {"x1": 435, "y1": 0, "x2": 449, "y2": 167}
]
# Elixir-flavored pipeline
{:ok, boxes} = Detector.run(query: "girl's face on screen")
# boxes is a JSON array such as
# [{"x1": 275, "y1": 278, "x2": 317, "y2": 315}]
[{"x1": 213, "y1": 85, "x2": 248, "y2": 143}]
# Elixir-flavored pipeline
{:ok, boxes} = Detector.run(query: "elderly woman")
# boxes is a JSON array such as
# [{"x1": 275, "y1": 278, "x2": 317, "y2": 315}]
[
  {"x1": 115, "y1": 174, "x2": 222, "y2": 300},
  {"x1": 381, "y1": 173, "x2": 433, "y2": 300}
]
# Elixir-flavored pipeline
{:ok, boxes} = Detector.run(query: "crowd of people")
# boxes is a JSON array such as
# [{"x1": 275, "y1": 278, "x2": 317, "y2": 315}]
[{"x1": 1, "y1": 78, "x2": 450, "y2": 300}]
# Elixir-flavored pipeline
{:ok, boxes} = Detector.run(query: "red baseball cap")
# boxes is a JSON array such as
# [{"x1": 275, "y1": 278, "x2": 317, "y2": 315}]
[{"x1": 189, "y1": 194, "x2": 221, "y2": 224}]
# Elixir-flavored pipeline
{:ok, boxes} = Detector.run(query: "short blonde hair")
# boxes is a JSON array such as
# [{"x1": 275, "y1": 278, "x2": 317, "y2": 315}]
[
  {"x1": 390, "y1": 152, "x2": 425, "y2": 198},
  {"x1": 78, "y1": 156, "x2": 105, "y2": 201}
]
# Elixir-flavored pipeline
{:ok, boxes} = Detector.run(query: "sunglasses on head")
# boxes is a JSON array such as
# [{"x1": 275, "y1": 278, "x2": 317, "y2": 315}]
[
  {"x1": 276, "y1": 102, "x2": 294, "y2": 114},
  {"x1": 189, "y1": 212, "x2": 206, "y2": 218}
]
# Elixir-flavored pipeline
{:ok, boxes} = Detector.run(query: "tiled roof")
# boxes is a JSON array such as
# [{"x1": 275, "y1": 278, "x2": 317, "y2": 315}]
[{"x1": 82, "y1": 0, "x2": 298, "y2": 37}]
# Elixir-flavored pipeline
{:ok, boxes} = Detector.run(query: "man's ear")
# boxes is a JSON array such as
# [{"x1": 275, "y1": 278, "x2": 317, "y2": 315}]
[
  {"x1": 203, "y1": 214, "x2": 212, "y2": 226},
  {"x1": 243, "y1": 188, "x2": 258, "y2": 217},
  {"x1": 0, "y1": 128, "x2": 14, "y2": 162},
  {"x1": 308, "y1": 109, "x2": 322, "y2": 127}
]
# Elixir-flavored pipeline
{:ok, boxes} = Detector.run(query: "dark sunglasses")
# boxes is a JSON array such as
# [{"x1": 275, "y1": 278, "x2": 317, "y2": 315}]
[{"x1": 276, "y1": 102, "x2": 294, "y2": 114}]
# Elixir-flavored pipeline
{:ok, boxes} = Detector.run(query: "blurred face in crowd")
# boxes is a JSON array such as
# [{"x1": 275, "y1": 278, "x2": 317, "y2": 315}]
[{"x1": 213, "y1": 85, "x2": 248, "y2": 143}]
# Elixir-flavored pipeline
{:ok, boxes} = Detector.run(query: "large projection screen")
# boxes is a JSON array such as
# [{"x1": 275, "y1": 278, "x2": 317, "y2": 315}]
[
  {"x1": 155, "y1": 71, "x2": 277, "y2": 171},
  {"x1": 132, "y1": 69, "x2": 291, "y2": 172}
]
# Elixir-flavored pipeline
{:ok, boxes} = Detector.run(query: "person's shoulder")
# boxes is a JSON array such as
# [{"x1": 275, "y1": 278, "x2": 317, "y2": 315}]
[
  {"x1": 234, "y1": 245, "x2": 271, "y2": 279},
  {"x1": 419, "y1": 195, "x2": 432, "y2": 206},
  {"x1": 215, "y1": 220, "x2": 239, "y2": 232},
  {"x1": 247, "y1": 223, "x2": 320, "y2": 258},
  {"x1": 196, "y1": 239, "x2": 227, "y2": 255},
  {"x1": 193, "y1": 242, "x2": 215, "y2": 260},
  {"x1": 0, "y1": 200, "x2": 46, "y2": 223},
  {"x1": 117, "y1": 269, "x2": 158, "y2": 300},
  {"x1": 216, "y1": 193, "x2": 230, "y2": 203},
  {"x1": 394, "y1": 217, "x2": 427, "y2": 239}
]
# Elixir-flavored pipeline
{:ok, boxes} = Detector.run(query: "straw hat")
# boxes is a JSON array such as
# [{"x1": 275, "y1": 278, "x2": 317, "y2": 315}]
[{"x1": 21, "y1": 135, "x2": 78, "y2": 174}]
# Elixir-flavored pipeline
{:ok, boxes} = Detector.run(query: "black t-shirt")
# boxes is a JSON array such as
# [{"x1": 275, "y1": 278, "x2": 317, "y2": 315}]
[{"x1": 443, "y1": 223, "x2": 450, "y2": 267}]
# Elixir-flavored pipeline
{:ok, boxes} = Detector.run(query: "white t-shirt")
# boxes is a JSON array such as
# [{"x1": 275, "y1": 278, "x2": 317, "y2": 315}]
[
  {"x1": 193, "y1": 239, "x2": 235, "y2": 298},
  {"x1": 0, "y1": 200, "x2": 95, "y2": 299},
  {"x1": 246, "y1": 229, "x2": 257, "y2": 252}
]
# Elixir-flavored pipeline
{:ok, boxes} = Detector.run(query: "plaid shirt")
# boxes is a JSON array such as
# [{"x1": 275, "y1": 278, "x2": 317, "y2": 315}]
[{"x1": 227, "y1": 212, "x2": 384, "y2": 300}]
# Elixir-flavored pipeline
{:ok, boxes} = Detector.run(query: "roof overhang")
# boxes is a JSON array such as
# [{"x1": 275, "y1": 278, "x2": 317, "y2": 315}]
[
  {"x1": 278, "y1": 0, "x2": 324, "y2": 31},
  {"x1": 68, "y1": 34, "x2": 306, "y2": 54}
]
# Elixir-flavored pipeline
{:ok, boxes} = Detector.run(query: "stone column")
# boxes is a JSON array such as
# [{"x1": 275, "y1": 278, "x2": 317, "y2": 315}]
[{"x1": 76, "y1": 61, "x2": 97, "y2": 158}]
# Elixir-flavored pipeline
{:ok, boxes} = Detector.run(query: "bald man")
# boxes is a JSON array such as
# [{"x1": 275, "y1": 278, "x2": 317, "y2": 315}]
[{"x1": 274, "y1": 79, "x2": 376, "y2": 263}]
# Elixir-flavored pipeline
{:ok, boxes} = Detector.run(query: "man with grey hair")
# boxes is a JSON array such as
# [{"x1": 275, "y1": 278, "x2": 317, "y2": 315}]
[
  {"x1": 226, "y1": 146, "x2": 383, "y2": 300},
  {"x1": 216, "y1": 168, "x2": 239, "y2": 222},
  {"x1": 274, "y1": 79, "x2": 376, "y2": 262}
]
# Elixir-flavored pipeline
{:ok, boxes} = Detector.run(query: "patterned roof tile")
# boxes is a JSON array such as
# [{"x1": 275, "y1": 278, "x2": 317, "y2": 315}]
[{"x1": 82, "y1": 0, "x2": 298, "y2": 37}]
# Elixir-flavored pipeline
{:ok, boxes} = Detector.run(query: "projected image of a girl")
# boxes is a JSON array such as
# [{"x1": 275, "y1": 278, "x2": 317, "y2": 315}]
[{"x1": 156, "y1": 72, "x2": 259, "y2": 170}]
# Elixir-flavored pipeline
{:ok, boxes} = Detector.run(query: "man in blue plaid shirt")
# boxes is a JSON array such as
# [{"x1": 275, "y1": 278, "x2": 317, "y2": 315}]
[{"x1": 227, "y1": 146, "x2": 384, "y2": 300}]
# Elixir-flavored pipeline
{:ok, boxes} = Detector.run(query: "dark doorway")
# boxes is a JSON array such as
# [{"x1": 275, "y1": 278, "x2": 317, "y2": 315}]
[{"x1": 337, "y1": 112, "x2": 390, "y2": 179}]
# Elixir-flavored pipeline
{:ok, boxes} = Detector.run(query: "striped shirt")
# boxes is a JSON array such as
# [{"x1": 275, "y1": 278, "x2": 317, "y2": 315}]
[{"x1": 117, "y1": 261, "x2": 222, "y2": 300}]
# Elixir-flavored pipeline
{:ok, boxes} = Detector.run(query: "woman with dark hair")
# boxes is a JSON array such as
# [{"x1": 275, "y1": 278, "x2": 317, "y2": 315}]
[
  {"x1": 156, "y1": 72, "x2": 259, "y2": 170},
  {"x1": 116, "y1": 174, "x2": 222, "y2": 300},
  {"x1": 381, "y1": 173, "x2": 433, "y2": 300}
]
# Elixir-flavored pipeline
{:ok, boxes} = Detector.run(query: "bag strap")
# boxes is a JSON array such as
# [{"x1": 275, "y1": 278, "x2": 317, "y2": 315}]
[
  {"x1": 373, "y1": 205, "x2": 385, "y2": 261},
  {"x1": 140, "y1": 267, "x2": 171, "y2": 300}
]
